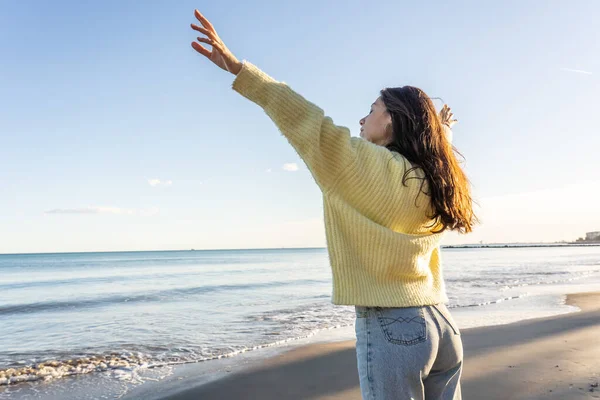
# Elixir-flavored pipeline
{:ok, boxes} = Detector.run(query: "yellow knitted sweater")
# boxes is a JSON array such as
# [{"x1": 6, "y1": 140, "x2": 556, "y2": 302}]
[{"x1": 232, "y1": 61, "x2": 449, "y2": 307}]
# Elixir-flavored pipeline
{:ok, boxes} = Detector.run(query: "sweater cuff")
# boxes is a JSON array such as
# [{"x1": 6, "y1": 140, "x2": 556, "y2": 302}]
[{"x1": 231, "y1": 60, "x2": 276, "y2": 106}]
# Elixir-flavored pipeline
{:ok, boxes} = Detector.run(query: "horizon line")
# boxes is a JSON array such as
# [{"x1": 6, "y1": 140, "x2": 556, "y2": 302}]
[{"x1": 1, "y1": 241, "x2": 597, "y2": 256}]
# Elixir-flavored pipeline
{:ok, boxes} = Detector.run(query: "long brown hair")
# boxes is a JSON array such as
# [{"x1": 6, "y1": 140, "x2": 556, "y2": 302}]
[{"x1": 380, "y1": 86, "x2": 477, "y2": 234}]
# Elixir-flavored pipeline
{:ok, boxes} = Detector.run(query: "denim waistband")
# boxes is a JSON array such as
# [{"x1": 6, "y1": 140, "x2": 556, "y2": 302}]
[{"x1": 355, "y1": 304, "x2": 443, "y2": 317}]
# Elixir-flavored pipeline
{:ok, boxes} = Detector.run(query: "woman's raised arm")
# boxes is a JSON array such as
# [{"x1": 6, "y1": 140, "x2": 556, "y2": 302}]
[{"x1": 190, "y1": 9, "x2": 360, "y2": 193}]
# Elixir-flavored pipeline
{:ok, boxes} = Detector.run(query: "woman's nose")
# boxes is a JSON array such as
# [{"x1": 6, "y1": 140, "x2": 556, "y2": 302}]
[{"x1": 359, "y1": 118, "x2": 364, "y2": 126}]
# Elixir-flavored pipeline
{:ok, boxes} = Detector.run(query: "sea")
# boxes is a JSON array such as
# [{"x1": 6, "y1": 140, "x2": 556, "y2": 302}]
[{"x1": 1, "y1": 245, "x2": 600, "y2": 399}]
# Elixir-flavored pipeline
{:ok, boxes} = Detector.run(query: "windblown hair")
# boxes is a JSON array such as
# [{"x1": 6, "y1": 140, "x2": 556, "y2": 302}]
[{"x1": 380, "y1": 86, "x2": 478, "y2": 234}]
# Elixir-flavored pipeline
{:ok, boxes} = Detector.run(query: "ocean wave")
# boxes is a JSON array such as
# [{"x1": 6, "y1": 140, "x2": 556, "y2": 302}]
[
  {"x1": 448, "y1": 294, "x2": 531, "y2": 308},
  {"x1": 494, "y1": 270, "x2": 600, "y2": 292},
  {"x1": 0, "y1": 278, "x2": 327, "y2": 316},
  {"x1": 0, "y1": 267, "x2": 277, "y2": 290},
  {"x1": 0, "y1": 322, "x2": 353, "y2": 387}
]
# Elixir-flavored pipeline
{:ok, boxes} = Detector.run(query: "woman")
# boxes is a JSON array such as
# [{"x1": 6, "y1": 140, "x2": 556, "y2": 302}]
[{"x1": 191, "y1": 9, "x2": 476, "y2": 400}]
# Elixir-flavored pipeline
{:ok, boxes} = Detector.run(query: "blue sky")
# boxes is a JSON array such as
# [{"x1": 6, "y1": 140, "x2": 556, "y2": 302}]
[{"x1": 1, "y1": 1, "x2": 598, "y2": 253}]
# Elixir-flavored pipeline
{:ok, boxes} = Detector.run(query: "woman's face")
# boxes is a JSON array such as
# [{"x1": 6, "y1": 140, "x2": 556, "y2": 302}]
[{"x1": 359, "y1": 97, "x2": 393, "y2": 146}]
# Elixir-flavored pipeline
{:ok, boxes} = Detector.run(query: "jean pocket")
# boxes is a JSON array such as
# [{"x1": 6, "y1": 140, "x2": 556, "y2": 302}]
[
  {"x1": 375, "y1": 307, "x2": 427, "y2": 345},
  {"x1": 431, "y1": 304, "x2": 461, "y2": 335}
]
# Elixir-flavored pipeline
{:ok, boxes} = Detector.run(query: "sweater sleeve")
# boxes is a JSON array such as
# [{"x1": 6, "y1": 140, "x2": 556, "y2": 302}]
[{"x1": 231, "y1": 60, "x2": 359, "y2": 193}]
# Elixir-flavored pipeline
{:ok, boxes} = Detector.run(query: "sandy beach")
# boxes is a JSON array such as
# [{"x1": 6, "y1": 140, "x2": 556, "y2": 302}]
[{"x1": 160, "y1": 291, "x2": 600, "y2": 400}]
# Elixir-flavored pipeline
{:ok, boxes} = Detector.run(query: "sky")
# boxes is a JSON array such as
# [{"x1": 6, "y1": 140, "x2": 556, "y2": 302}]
[{"x1": 1, "y1": 0, "x2": 599, "y2": 253}]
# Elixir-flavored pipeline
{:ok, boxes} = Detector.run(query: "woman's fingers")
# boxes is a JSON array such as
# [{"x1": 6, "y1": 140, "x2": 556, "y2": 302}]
[
  {"x1": 191, "y1": 42, "x2": 211, "y2": 58},
  {"x1": 190, "y1": 23, "x2": 214, "y2": 39},
  {"x1": 194, "y1": 9, "x2": 215, "y2": 31},
  {"x1": 192, "y1": 37, "x2": 225, "y2": 59},
  {"x1": 191, "y1": 10, "x2": 222, "y2": 53},
  {"x1": 440, "y1": 104, "x2": 458, "y2": 126},
  {"x1": 196, "y1": 37, "x2": 213, "y2": 45},
  {"x1": 190, "y1": 9, "x2": 241, "y2": 75},
  {"x1": 196, "y1": 37, "x2": 223, "y2": 53},
  {"x1": 197, "y1": 37, "x2": 223, "y2": 53}
]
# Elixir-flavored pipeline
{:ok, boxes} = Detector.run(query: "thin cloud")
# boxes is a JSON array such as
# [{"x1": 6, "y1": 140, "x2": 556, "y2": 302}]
[
  {"x1": 283, "y1": 163, "x2": 299, "y2": 172},
  {"x1": 45, "y1": 206, "x2": 158, "y2": 216},
  {"x1": 559, "y1": 67, "x2": 592, "y2": 75},
  {"x1": 45, "y1": 207, "x2": 124, "y2": 215},
  {"x1": 147, "y1": 179, "x2": 173, "y2": 187}
]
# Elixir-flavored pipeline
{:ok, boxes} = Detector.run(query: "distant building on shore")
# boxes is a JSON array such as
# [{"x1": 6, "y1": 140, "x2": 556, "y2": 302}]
[{"x1": 586, "y1": 231, "x2": 600, "y2": 241}]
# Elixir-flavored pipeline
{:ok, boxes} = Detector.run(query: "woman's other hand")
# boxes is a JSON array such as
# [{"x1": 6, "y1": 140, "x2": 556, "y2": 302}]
[
  {"x1": 440, "y1": 104, "x2": 458, "y2": 128},
  {"x1": 440, "y1": 105, "x2": 456, "y2": 143},
  {"x1": 190, "y1": 9, "x2": 242, "y2": 75}
]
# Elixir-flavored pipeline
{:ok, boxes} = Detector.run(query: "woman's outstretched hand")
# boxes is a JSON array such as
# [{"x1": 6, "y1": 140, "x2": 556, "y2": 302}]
[
  {"x1": 190, "y1": 9, "x2": 242, "y2": 75},
  {"x1": 439, "y1": 104, "x2": 458, "y2": 128}
]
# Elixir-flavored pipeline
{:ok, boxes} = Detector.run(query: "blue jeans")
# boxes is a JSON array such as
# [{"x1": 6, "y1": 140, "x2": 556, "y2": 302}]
[{"x1": 355, "y1": 304, "x2": 463, "y2": 400}]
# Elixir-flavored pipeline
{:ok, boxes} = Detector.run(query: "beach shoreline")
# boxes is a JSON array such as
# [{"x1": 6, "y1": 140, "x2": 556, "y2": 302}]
[
  {"x1": 4, "y1": 246, "x2": 600, "y2": 400},
  {"x1": 149, "y1": 291, "x2": 600, "y2": 400}
]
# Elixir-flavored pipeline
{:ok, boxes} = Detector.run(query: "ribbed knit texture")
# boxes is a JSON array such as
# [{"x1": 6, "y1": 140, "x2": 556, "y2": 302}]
[{"x1": 232, "y1": 61, "x2": 449, "y2": 307}]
